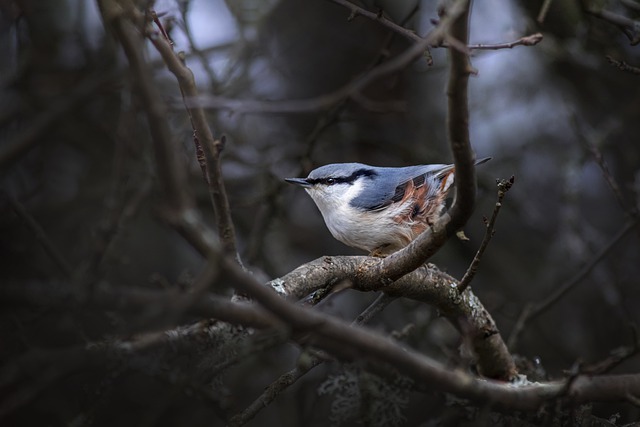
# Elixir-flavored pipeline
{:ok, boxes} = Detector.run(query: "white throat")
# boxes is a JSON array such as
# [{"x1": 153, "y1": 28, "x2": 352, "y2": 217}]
[{"x1": 305, "y1": 179, "x2": 370, "y2": 248}]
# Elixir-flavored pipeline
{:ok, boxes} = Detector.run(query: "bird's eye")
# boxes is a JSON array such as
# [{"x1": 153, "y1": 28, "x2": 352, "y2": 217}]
[{"x1": 326, "y1": 178, "x2": 336, "y2": 185}]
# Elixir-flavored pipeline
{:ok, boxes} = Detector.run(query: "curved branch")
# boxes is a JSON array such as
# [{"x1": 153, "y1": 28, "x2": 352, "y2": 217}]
[
  {"x1": 371, "y1": 0, "x2": 475, "y2": 280},
  {"x1": 4, "y1": 281, "x2": 640, "y2": 412},
  {"x1": 270, "y1": 257, "x2": 515, "y2": 380}
]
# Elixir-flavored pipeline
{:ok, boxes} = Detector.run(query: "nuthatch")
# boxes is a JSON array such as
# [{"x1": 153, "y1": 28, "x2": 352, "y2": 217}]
[{"x1": 286, "y1": 158, "x2": 490, "y2": 256}]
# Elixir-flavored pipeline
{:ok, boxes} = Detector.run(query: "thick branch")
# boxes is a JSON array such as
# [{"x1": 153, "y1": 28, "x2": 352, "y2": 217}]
[
  {"x1": 445, "y1": 0, "x2": 475, "y2": 233},
  {"x1": 270, "y1": 257, "x2": 515, "y2": 380},
  {"x1": 4, "y1": 281, "x2": 640, "y2": 411},
  {"x1": 374, "y1": 0, "x2": 475, "y2": 280}
]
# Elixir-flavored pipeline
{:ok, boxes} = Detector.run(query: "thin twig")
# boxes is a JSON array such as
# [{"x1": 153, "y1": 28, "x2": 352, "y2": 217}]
[
  {"x1": 537, "y1": 0, "x2": 555, "y2": 23},
  {"x1": 458, "y1": 176, "x2": 514, "y2": 294},
  {"x1": 329, "y1": 0, "x2": 424, "y2": 43},
  {"x1": 508, "y1": 219, "x2": 639, "y2": 350},
  {"x1": 578, "y1": 324, "x2": 640, "y2": 375},
  {"x1": 3, "y1": 192, "x2": 74, "y2": 278},
  {"x1": 329, "y1": 0, "x2": 542, "y2": 55},
  {"x1": 576, "y1": 123, "x2": 637, "y2": 217},
  {"x1": 467, "y1": 33, "x2": 543, "y2": 50},
  {"x1": 148, "y1": 10, "x2": 241, "y2": 262},
  {"x1": 0, "y1": 71, "x2": 116, "y2": 170},
  {"x1": 98, "y1": 0, "x2": 191, "y2": 212},
  {"x1": 228, "y1": 292, "x2": 396, "y2": 426},
  {"x1": 193, "y1": 6, "x2": 461, "y2": 114},
  {"x1": 355, "y1": 293, "x2": 398, "y2": 324},
  {"x1": 177, "y1": 5, "x2": 219, "y2": 89},
  {"x1": 606, "y1": 55, "x2": 640, "y2": 75}
]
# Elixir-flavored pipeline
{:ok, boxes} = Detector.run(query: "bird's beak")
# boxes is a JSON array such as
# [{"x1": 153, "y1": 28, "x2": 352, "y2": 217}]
[{"x1": 284, "y1": 177, "x2": 312, "y2": 188}]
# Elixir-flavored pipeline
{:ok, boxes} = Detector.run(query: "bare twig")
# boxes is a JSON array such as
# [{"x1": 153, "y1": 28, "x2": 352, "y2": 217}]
[
  {"x1": 0, "y1": 71, "x2": 116, "y2": 169},
  {"x1": 579, "y1": 325, "x2": 640, "y2": 375},
  {"x1": 458, "y1": 176, "x2": 514, "y2": 294},
  {"x1": 228, "y1": 293, "x2": 401, "y2": 427},
  {"x1": 227, "y1": 354, "x2": 324, "y2": 427},
  {"x1": 606, "y1": 55, "x2": 640, "y2": 76},
  {"x1": 327, "y1": 0, "x2": 430, "y2": 60},
  {"x1": 329, "y1": 0, "x2": 541, "y2": 54},
  {"x1": 3, "y1": 192, "x2": 74, "y2": 278},
  {"x1": 575, "y1": 122, "x2": 637, "y2": 217},
  {"x1": 84, "y1": 167, "x2": 152, "y2": 281},
  {"x1": 147, "y1": 10, "x2": 241, "y2": 262},
  {"x1": 192, "y1": 6, "x2": 461, "y2": 114},
  {"x1": 537, "y1": 0, "x2": 555, "y2": 23},
  {"x1": 508, "y1": 219, "x2": 639, "y2": 350},
  {"x1": 98, "y1": 0, "x2": 191, "y2": 212},
  {"x1": 355, "y1": 293, "x2": 397, "y2": 324},
  {"x1": 177, "y1": 4, "x2": 219, "y2": 89},
  {"x1": 586, "y1": 8, "x2": 640, "y2": 45},
  {"x1": 467, "y1": 33, "x2": 543, "y2": 50},
  {"x1": 185, "y1": 29, "x2": 541, "y2": 114}
]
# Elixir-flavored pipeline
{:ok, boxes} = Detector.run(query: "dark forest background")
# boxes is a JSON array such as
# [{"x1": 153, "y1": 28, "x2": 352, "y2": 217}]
[{"x1": 1, "y1": 0, "x2": 640, "y2": 425}]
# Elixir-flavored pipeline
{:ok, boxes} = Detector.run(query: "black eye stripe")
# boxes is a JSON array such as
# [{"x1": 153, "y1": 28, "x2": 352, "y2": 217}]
[{"x1": 307, "y1": 168, "x2": 377, "y2": 186}]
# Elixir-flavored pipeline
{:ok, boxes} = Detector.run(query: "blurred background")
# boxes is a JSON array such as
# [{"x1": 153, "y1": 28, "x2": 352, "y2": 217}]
[{"x1": 1, "y1": 0, "x2": 640, "y2": 425}]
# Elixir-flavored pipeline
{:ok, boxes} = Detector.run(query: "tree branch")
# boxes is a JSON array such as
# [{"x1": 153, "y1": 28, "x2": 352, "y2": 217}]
[
  {"x1": 457, "y1": 176, "x2": 514, "y2": 294},
  {"x1": 3, "y1": 191, "x2": 74, "y2": 278},
  {"x1": 373, "y1": 0, "x2": 475, "y2": 280},
  {"x1": 97, "y1": 0, "x2": 191, "y2": 213},
  {"x1": 508, "y1": 219, "x2": 639, "y2": 349},
  {"x1": 147, "y1": 10, "x2": 241, "y2": 261}
]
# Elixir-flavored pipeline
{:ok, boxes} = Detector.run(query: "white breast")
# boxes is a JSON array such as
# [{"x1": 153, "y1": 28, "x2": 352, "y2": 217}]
[{"x1": 306, "y1": 181, "x2": 416, "y2": 253}]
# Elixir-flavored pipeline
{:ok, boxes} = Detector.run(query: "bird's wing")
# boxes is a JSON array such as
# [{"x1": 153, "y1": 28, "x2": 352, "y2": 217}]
[{"x1": 350, "y1": 164, "x2": 453, "y2": 211}]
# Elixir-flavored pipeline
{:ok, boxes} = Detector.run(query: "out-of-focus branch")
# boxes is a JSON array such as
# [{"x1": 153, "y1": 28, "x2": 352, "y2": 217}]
[
  {"x1": 4, "y1": 272, "x2": 640, "y2": 411},
  {"x1": 98, "y1": 0, "x2": 191, "y2": 213},
  {"x1": 586, "y1": 7, "x2": 640, "y2": 45},
  {"x1": 0, "y1": 71, "x2": 115, "y2": 170},
  {"x1": 606, "y1": 55, "x2": 640, "y2": 75},
  {"x1": 191, "y1": 7, "x2": 460, "y2": 114},
  {"x1": 574, "y1": 118, "x2": 637, "y2": 217},
  {"x1": 0, "y1": 283, "x2": 276, "y2": 332},
  {"x1": 3, "y1": 192, "x2": 74, "y2": 278},
  {"x1": 457, "y1": 176, "x2": 514, "y2": 294},
  {"x1": 508, "y1": 219, "x2": 639, "y2": 350},
  {"x1": 578, "y1": 326, "x2": 640, "y2": 375},
  {"x1": 190, "y1": 6, "x2": 541, "y2": 115},
  {"x1": 537, "y1": 0, "x2": 555, "y2": 24},
  {"x1": 228, "y1": 293, "x2": 394, "y2": 426}
]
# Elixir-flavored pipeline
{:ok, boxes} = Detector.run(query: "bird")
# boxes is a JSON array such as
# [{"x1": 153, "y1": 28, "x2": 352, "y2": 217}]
[{"x1": 285, "y1": 158, "x2": 490, "y2": 256}]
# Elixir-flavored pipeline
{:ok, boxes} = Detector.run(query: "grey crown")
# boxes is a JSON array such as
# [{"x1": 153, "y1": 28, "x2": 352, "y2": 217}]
[{"x1": 307, "y1": 162, "x2": 452, "y2": 211}]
